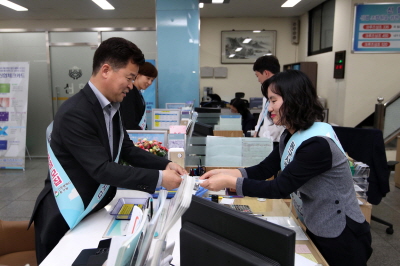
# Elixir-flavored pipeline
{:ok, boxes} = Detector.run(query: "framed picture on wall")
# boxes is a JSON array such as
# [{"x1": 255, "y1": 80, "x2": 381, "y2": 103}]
[{"x1": 221, "y1": 30, "x2": 277, "y2": 64}]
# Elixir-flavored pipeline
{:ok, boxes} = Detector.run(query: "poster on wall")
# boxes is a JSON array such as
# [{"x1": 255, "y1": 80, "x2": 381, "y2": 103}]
[
  {"x1": 0, "y1": 62, "x2": 29, "y2": 169},
  {"x1": 352, "y1": 3, "x2": 400, "y2": 53}
]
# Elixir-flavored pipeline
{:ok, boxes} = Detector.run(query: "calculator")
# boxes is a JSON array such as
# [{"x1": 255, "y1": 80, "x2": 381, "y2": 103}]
[{"x1": 227, "y1": 204, "x2": 253, "y2": 214}]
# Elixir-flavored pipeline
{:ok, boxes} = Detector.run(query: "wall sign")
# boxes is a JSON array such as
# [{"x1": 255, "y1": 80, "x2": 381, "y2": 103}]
[
  {"x1": 352, "y1": 3, "x2": 400, "y2": 53},
  {"x1": 0, "y1": 62, "x2": 29, "y2": 169}
]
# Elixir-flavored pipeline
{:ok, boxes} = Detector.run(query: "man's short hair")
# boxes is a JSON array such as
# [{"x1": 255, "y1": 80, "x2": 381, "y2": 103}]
[
  {"x1": 253, "y1": 55, "x2": 280, "y2": 74},
  {"x1": 92, "y1": 37, "x2": 145, "y2": 75}
]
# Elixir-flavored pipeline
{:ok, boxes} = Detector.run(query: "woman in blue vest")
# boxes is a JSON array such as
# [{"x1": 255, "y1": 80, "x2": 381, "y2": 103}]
[{"x1": 200, "y1": 70, "x2": 372, "y2": 266}]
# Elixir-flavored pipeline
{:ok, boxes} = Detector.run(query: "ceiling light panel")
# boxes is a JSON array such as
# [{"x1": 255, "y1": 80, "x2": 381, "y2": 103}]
[
  {"x1": 281, "y1": 0, "x2": 301, "y2": 8},
  {"x1": 92, "y1": 0, "x2": 115, "y2": 10},
  {"x1": 0, "y1": 0, "x2": 28, "y2": 11}
]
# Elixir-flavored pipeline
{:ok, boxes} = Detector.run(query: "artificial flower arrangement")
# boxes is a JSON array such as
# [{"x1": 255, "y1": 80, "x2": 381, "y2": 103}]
[{"x1": 134, "y1": 138, "x2": 168, "y2": 157}]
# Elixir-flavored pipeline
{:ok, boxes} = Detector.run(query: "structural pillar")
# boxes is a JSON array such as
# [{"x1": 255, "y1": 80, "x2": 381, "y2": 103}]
[{"x1": 156, "y1": 0, "x2": 200, "y2": 108}]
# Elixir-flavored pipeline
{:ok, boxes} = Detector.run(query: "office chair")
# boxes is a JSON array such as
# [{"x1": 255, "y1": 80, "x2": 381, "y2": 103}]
[
  {"x1": 235, "y1": 92, "x2": 245, "y2": 99},
  {"x1": 333, "y1": 126, "x2": 394, "y2": 234}
]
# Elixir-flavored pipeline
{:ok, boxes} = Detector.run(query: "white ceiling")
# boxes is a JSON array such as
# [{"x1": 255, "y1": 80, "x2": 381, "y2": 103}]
[{"x1": 0, "y1": 0, "x2": 326, "y2": 21}]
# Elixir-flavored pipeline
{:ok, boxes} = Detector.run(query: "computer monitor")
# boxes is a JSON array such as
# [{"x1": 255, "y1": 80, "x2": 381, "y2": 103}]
[
  {"x1": 194, "y1": 107, "x2": 221, "y2": 113},
  {"x1": 181, "y1": 196, "x2": 296, "y2": 266},
  {"x1": 192, "y1": 122, "x2": 213, "y2": 137},
  {"x1": 165, "y1": 103, "x2": 186, "y2": 109},
  {"x1": 151, "y1": 109, "x2": 181, "y2": 130},
  {"x1": 249, "y1": 97, "x2": 263, "y2": 109}
]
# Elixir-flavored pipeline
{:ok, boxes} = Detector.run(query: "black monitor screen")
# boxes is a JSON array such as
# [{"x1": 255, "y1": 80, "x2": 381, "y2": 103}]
[
  {"x1": 181, "y1": 196, "x2": 296, "y2": 266},
  {"x1": 192, "y1": 122, "x2": 213, "y2": 137},
  {"x1": 194, "y1": 107, "x2": 221, "y2": 113}
]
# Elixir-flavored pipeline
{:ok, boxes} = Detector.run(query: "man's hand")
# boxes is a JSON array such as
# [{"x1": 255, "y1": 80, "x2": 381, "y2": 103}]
[
  {"x1": 165, "y1": 162, "x2": 187, "y2": 175},
  {"x1": 161, "y1": 170, "x2": 182, "y2": 190}
]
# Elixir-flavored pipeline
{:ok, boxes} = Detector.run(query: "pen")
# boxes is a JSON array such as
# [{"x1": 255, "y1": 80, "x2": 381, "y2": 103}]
[
  {"x1": 150, "y1": 198, "x2": 154, "y2": 219},
  {"x1": 146, "y1": 197, "x2": 151, "y2": 208},
  {"x1": 249, "y1": 214, "x2": 264, "y2": 217}
]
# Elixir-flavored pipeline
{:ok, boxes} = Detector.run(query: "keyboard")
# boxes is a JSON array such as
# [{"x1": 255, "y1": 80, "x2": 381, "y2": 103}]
[{"x1": 228, "y1": 204, "x2": 253, "y2": 214}]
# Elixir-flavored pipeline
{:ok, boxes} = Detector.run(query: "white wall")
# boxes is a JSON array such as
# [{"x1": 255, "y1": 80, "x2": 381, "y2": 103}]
[
  {"x1": 345, "y1": 0, "x2": 399, "y2": 126},
  {"x1": 199, "y1": 17, "x2": 299, "y2": 102},
  {"x1": 298, "y1": 0, "x2": 399, "y2": 126},
  {"x1": 0, "y1": 19, "x2": 156, "y2": 157}
]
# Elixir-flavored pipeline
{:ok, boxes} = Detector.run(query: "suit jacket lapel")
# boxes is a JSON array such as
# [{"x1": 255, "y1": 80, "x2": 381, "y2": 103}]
[{"x1": 81, "y1": 84, "x2": 113, "y2": 160}]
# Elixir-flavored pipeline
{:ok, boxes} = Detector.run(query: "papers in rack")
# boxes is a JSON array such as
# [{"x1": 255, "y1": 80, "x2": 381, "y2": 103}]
[
  {"x1": 134, "y1": 190, "x2": 168, "y2": 266},
  {"x1": 149, "y1": 175, "x2": 195, "y2": 266},
  {"x1": 106, "y1": 176, "x2": 195, "y2": 266},
  {"x1": 107, "y1": 206, "x2": 148, "y2": 266}
]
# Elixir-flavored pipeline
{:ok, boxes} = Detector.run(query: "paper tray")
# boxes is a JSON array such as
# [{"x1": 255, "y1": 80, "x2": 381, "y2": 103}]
[{"x1": 110, "y1": 197, "x2": 148, "y2": 218}]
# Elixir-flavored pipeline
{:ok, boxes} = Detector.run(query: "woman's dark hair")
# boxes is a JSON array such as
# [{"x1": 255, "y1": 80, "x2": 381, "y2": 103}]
[
  {"x1": 261, "y1": 70, "x2": 324, "y2": 131},
  {"x1": 139, "y1": 62, "x2": 158, "y2": 78},
  {"x1": 230, "y1": 98, "x2": 249, "y2": 117},
  {"x1": 92, "y1": 37, "x2": 145, "y2": 75}
]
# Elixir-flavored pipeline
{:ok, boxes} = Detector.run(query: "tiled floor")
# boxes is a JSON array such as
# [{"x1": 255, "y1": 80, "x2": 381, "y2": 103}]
[{"x1": 1, "y1": 158, "x2": 399, "y2": 265}]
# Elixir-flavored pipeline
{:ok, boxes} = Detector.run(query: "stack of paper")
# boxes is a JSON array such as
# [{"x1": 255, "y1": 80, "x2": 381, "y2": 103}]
[
  {"x1": 149, "y1": 175, "x2": 195, "y2": 266},
  {"x1": 134, "y1": 190, "x2": 168, "y2": 266},
  {"x1": 107, "y1": 206, "x2": 148, "y2": 266},
  {"x1": 106, "y1": 176, "x2": 195, "y2": 266}
]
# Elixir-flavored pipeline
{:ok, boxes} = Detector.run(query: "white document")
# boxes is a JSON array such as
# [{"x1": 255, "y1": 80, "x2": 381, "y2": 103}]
[
  {"x1": 295, "y1": 253, "x2": 319, "y2": 266},
  {"x1": 150, "y1": 175, "x2": 195, "y2": 266},
  {"x1": 220, "y1": 198, "x2": 235, "y2": 205},
  {"x1": 241, "y1": 138, "x2": 273, "y2": 166},
  {"x1": 127, "y1": 206, "x2": 144, "y2": 235},
  {"x1": 135, "y1": 190, "x2": 168, "y2": 266},
  {"x1": 107, "y1": 207, "x2": 147, "y2": 266}
]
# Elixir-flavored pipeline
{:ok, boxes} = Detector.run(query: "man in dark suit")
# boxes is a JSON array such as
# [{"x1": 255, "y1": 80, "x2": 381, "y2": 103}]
[{"x1": 30, "y1": 37, "x2": 186, "y2": 264}]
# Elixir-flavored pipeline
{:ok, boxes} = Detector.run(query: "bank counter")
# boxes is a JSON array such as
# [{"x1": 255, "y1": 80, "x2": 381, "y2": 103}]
[{"x1": 39, "y1": 189, "x2": 329, "y2": 266}]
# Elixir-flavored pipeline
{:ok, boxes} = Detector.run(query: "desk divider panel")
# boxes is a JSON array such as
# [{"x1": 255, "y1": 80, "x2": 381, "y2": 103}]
[{"x1": 185, "y1": 136, "x2": 206, "y2": 166}]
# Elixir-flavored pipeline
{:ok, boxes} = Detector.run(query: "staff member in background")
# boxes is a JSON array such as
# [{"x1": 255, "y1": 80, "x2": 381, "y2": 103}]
[
  {"x1": 200, "y1": 70, "x2": 372, "y2": 266},
  {"x1": 253, "y1": 55, "x2": 284, "y2": 142},
  {"x1": 30, "y1": 37, "x2": 186, "y2": 264},
  {"x1": 120, "y1": 61, "x2": 158, "y2": 130},
  {"x1": 229, "y1": 98, "x2": 255, "y2": 134}
]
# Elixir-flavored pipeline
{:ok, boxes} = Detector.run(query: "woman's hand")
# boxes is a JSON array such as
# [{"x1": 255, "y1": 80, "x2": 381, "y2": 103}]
[
  {"x1": 200, "y1": 169, "x2": 241, "y2": 180},
  {"x1": 200, "y1": 173, "x2": 238, "y2": 191},
  {"x1": 199, "y1": 169, "x2": 241, "y2": 191}
]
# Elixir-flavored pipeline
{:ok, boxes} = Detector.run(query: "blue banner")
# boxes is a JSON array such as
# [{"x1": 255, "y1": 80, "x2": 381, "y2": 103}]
[{"x1": 353, "y1": 3, "x2": 400, "y2": 53}]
